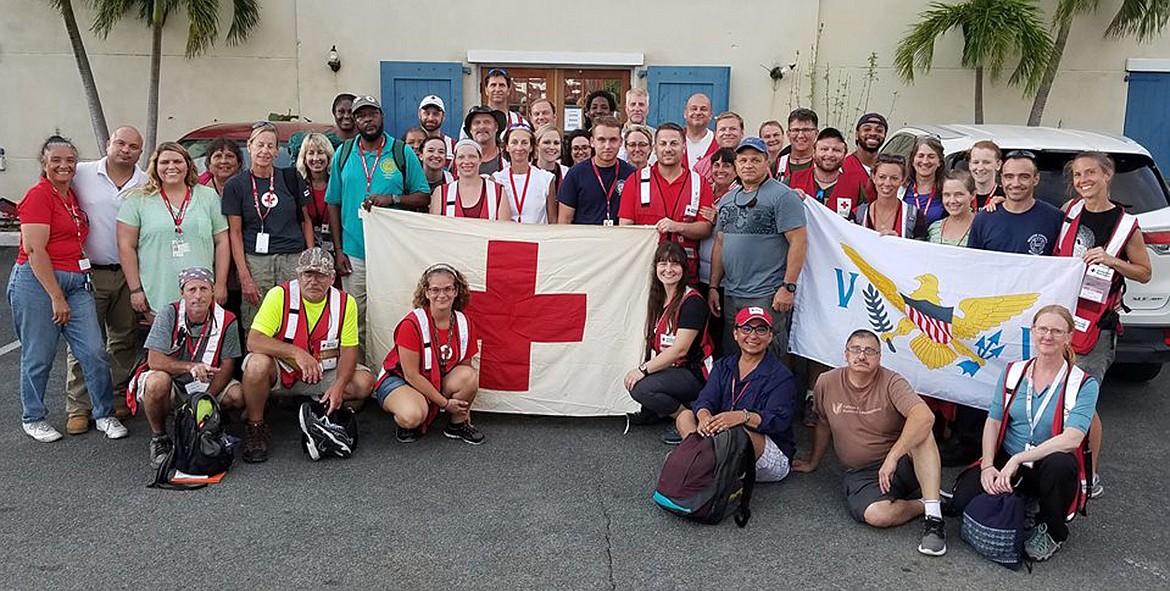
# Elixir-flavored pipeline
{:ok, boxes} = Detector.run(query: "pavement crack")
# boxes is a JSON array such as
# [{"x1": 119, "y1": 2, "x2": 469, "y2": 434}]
[{"x1": 600, "y1": 496, "x2": 616, "y2": 591}]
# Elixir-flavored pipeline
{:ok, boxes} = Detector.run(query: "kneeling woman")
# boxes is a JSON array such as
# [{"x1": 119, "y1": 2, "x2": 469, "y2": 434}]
[
  {"x1": 625, "y1": 243, "x2": 713, "y2": 444},
  {"x1": 374, "y1": 264, "x2": 484, "y2": 444},
  {"x1": 676, "y1": 306, "x2": 797, "y2": 483},
  {"x1": 952, "y1": 304, "x2": 1099, "y2": 562}
]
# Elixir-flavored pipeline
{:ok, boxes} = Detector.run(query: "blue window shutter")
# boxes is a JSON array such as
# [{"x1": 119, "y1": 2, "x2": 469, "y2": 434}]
[
  {"x1": 1124, "y1": 72, "x2": 1170, "y2": 174},
  {"x1": 380, "y1": 61, "x2": 465, "y2": 140},
  {"x1": 645, "y1": 66, "x2": 731, "y2": 129}
]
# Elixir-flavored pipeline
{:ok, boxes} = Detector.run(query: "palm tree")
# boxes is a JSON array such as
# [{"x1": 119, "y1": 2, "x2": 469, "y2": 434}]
[
  {"x1": 894, "y1": 0, "x2": 1054, "y2": 123},
  {"x1": 1028, "y1": 0, "x2": 1170, "y2": 125},
  {"x1": 48, "y1": 0, "x2": 110, "y2": 152},
  {"x1": 90, "y1": 0, "x2": 260, "y2": 155}
]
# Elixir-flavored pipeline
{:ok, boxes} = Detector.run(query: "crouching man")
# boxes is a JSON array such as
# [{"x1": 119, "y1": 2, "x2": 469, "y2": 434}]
[
  {"x1": 241, "y1": 247, "x2": 374, "y2": 463},
  {"x1": 131, "y1": 267, "x2": 243, "y2": 468}
]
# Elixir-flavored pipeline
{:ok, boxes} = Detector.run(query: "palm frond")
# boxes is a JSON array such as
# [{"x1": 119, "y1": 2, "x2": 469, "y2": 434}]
[
  {"x1": 225, "y1": 0, "x2": 260, "y2": 45},
  {"x1": 183, "y1": 0, "x2": 221, "y2": 56},
  {"x1": 894, "y1": 1, "x2": 966, "y2": 83},
  {"x1": 1106, "y1": 0, "x2": 1170, "y2": 40}
]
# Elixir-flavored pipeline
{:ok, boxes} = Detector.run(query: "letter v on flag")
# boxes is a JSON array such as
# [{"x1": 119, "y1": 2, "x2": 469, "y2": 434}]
[{"x1": 363, "y1": 209, "x2": 659, "y2": 416}]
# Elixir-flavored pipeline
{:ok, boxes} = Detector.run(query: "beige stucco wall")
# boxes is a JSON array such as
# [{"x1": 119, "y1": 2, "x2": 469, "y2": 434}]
[{"x1": 1, "y1": 0, "x2": 1167, "y2": 200}]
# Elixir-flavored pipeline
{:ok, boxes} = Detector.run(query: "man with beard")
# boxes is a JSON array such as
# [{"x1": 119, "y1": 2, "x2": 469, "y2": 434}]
[
  {"x1": 776, "y1": 108, "x2": 818, "y2": 184},
  {"x1": 843, "y1": 112, "x2": 887, "y2": 202},
  {"x1": 418, "y1": 95, "x2": 455, "y2": 165},
  {"x1": 619, "y1": 122, "x2": 714, "y2": 280},
  {"x1": 683, "y1": 94, "x2": 717, "y2": 170},
  {"x1": 787, "y1": 128, "x2": 869, "y2": 220},
  {"x1": 325, "y1": 96, "x2": 430, "y2": 363},
  {"x1": 557, "y1": 116, "x2": 636, "y2": 225},
  {"x1": 463, "y1": 105, "x2": 508, "y2": 175},
  {"x1": 692, "y1": 112, "x2": 745, "y2": 182}
]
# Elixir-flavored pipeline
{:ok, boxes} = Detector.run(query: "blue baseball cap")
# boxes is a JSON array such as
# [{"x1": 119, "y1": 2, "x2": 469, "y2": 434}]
[{"x1": 735, "y1": 136, "x2": 769, "y2": 155}]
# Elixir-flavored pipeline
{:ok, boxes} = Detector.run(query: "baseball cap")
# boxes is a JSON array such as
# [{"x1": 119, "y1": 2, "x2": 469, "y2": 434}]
[
  {"x1": 419, "y1": 95, "x2": 445, "y2": 112},
  {"x1": 735, "y1": 306, "x2": 773, "y2": 326},
  {"x1": 856, "y1": 112, "x2": 888, "y2": 130},
  {"x1": 735, "y1": 136, "x2": 769, "y2": 155},
  {"x1": 177, "y1": 267, "x2": 214, "y2": 290},
  {"x1": 296, "y1": 247, "x2": 335, "y2": 275},
  {"x1": 351, "y1": 95, "x2": 382, "y2": 113}
]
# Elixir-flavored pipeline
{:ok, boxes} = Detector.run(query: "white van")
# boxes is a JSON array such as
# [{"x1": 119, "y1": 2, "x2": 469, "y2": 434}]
[{"x1": 881, "y1": 124, "x2": 1170, "y2": 381}]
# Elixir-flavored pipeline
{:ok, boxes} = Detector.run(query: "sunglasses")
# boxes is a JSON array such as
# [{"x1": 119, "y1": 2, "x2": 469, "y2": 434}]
[
  {"x1": 1004, "y1": 149, "x2": 1037, "y2": 161},
  {"x1": 487, "y1": 68, "x2": 509, "y2": 78}
]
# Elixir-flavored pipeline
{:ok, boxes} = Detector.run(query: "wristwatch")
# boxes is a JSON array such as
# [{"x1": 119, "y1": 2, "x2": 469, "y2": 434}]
[{"x1": 781, "y1": 281, "x2": 798, "y2": 293}]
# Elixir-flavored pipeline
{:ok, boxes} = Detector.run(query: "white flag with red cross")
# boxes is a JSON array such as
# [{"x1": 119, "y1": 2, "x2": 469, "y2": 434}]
[{"x1": 364, "y1": 209, "x2": 658, "y2": 416}]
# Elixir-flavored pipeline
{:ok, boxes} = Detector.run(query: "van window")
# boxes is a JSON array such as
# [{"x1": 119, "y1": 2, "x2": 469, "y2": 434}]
[{"x1": 880, "y1": 133, "x2": 917, "y2": 160}]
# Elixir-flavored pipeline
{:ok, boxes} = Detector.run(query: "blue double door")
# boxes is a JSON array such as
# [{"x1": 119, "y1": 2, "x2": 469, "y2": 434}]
[{"x1": 1124, "y1": 71, "x2": 1170, "y2": 174}]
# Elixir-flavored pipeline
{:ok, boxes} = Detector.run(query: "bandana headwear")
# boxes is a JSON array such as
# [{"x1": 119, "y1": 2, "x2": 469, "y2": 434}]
[{"x1": 178, "y1": 267, "x2": 214, "y2": 290}]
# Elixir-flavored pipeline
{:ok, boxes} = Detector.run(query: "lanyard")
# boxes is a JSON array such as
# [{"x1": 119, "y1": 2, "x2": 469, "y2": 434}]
[
  {"x1": 508, "y1": 167, "x2": 532, "y2": 220},
  {"x1": 592, "y1": 161, "x2": 619, "y2": 221},
  {"x1": 1024, "y1": 362, "x2": 1067, "y2": 441},
  {"x1": 652, "y1": 168, "x2": 689, "y2": 220},
  {"x1": 184, "y1": 315, "x2": 213, "y2": 359},
  {"x1": 730, "y1": 375, "x2": 751, "y2": 410},
  {"x1": 50, "y1": 184, "x2": 87, "y2": 253},
  {"x1": 161, "y1": 186, "x2": 192, "y2": 235},
  {"x1": 359, "y1": 137, "x2": 387, "y2": 196},
  {"x1": 910, "y1": 182, "x2": 934, "y2": 216},
  {"x1": 250, "y1": 173, "x2": 277, "y2": 229}
]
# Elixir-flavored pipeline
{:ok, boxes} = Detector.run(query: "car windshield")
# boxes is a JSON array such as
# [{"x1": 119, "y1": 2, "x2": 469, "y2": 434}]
[
  {"x1": 180, "y1": 139, "x2": 293, "y2": 175},
  {"x1": 950, "y1": 151, "x2": 1170, "y2": 215}
]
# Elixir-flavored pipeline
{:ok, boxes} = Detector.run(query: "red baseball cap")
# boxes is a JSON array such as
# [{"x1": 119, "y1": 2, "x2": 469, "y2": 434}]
[{"x1": 735, "y1": 306, "x2": 773, "y2": 326}]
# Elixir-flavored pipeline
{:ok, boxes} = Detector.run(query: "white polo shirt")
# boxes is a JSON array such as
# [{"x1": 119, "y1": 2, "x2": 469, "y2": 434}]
[
  {"x1": 72, "y1": 157, "x2": 147, "y2": 266},
  {"x1": 686, "y1": 129, "x2": 715, "y2": 170}
]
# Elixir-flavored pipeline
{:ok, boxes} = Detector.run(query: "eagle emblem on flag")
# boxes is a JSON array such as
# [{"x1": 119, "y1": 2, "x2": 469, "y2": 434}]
[{"x1": 842, "y1": 244, "x2": 1039, "y2": 370}]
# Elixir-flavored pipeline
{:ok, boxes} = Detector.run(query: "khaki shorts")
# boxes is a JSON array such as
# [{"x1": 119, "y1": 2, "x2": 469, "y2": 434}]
[
  {"x1": 132, "y1": 369, "x2": 240, "y2": 404},
  {"x1": 242, "y1": 353, "x2": 372, "y2": 396}
]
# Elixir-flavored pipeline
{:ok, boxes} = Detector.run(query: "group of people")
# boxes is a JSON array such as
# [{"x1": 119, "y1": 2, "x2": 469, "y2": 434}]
[{"x1": 10, "y1": 67, "x2": 1150, "y2": 564}]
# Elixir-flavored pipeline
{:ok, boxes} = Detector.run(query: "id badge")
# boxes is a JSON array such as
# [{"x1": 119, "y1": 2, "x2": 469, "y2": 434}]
[
  {"x1": 684, "y1": 204, "x2": 699, "y2": 218},
  {"x1": 318, "y1": 223, "x2": 331, "y2": 235},
  {"x1": 603, "y1": 219, "x2": 615, "y2": 227},
  {"x1": 1079, "y1": 264, "x2": 1114, "y2": 304},
  {"x1": 318, "y1": 338, "x2": 340, "y2": 371},
  {"x1": 185, "y1": 380, "x2": 210, "y2": 395},
  {"x1": 1073, "y1": 315, "x2": 1092, "y2": 334},
  {"x1": 78, "y1": 257, "x2": 91, "y2": 271},
  {"x1": 659, "y1": 333, "x2": 676, "y2": 348},
  {"x1": 171, "y1": 238, "x2": 191, "y2": 258},
  {"x1": 254, "y1": 232, "x2": 270, "y2": 254},
  {"x1": 836, "y1": 198, "x2": 851, "y2": 217}
]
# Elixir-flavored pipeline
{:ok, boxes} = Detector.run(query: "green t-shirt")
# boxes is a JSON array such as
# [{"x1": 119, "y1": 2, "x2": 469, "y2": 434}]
[{"x1": 117, "y1": 184, "x2": 228, "y2": 314}]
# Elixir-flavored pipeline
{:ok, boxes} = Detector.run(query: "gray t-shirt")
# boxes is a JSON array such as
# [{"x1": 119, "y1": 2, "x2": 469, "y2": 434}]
[
  {"x1": 145, "y1": 303, "x2": 242, "y2": 387},
  {"x1": 716, "y1": 178, "x2": 806, "y2": 298}
]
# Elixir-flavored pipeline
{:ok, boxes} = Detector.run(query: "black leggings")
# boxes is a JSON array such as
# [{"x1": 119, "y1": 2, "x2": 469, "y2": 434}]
[
  {"x1": 952, "y1": 451, "x2": 1080, "y2": 542},
  {"x1": 630, "y1": 367, "x2": 704, "y2": 418}
]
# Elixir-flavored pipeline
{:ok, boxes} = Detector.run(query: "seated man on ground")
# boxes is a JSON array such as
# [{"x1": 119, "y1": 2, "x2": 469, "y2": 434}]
[
  {"x1": 676, "y1": 306, "x2": 796, "y2": 483},
  {"x1": 374, "y1": 263, "x2": 484, "y2": 445},
  {"x1": 792, "y1": 329, "x2": 947, "y2": 557},
  {"x1": 131, "y1": 267, "x2": 243, "y2": 468},
  {"x1": 241, "y1": 247, "x2": 374, "y2": 463}
]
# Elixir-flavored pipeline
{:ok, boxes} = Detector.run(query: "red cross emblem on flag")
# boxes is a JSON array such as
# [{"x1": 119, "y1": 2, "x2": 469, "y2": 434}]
[{"x1": 467, "y1": 240, "x2": 588, "y2": 391}]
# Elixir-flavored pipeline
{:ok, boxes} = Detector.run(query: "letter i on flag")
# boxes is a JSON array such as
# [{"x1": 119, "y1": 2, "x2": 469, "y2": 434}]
[{"x1": 364, "y1": 209, "x2": 660, "y2": 416}]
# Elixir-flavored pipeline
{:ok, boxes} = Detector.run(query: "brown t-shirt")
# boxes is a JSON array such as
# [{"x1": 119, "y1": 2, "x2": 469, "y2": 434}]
[{"x1": 813, "y1": 367, "x2": 925, "y2": 470}]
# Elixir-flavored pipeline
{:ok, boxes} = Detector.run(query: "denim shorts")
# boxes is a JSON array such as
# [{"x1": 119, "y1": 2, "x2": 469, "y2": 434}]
[{"x1": 373, "y1": 374, "x2": 410, "y2": 405}]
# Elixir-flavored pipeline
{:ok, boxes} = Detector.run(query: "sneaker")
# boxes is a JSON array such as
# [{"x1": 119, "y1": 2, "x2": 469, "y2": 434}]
[
  {"x1": 66, "y1": 414, "x2": 90, "y2": 435},
  {"x1": 396, "y1": 426, "x2": 421, "y2": 443},
  {"x1": 917, "y1": 516, "x2": 947, "y2": 556},
  {"x1": 626, "y1": 407, "x2": 664, "y2": 427},
  {"x1": 444, "y1": 421, "x2": 485, "y2": 445},
  {"x1": 298, "y1": 403, "x2": 323, "y2": 461},
  {"x1": 802, "y1": 394, "x2": 819, "y2": 428},
  {"x1": 243, "y1": 421, "x2": 270, "y2": 463},
  {"x1": 1090, "y1": 474, "x2": 1104, "y2": 499},
  {"x1": 1024, "y1": 523, "x2": 1063, "y2": 562},
  {"x1": 149, "y1": 435, "x2": 173, "y2": 469},
  {"x1": 22, "y1": 420, "x2": 63, "y2": 443},
  {"x1": 299, "y1": 403, "x2": 354, "y2": 460},
  {"x1": 660, "y1": 425, "x2": 682, "y2": 446},
  {"x1": 94, "y1": 417, "x2": 129, "y2": 439}
]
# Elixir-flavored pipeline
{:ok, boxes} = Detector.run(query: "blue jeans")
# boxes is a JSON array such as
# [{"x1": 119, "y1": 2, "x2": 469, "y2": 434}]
[{"x1": 7, "y1": 264, "x2": 113, "y2": 423}]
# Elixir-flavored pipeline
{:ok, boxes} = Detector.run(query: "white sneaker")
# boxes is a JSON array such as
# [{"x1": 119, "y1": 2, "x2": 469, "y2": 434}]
[
  {"x1": 23, "y1": 420, "x2": 63, "y2": 443},
  {"x1": 94, "y1": 417, "x2": 129, "y2": 440}
]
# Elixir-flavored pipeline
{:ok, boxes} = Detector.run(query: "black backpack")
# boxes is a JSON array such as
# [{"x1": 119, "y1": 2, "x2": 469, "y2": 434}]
[
  {"x1": 960, "y1": 491, "x2": 1030, "y2": 571},
  {"x1": 336, "y1": 136, "x2": 412, "y2": 194},
  {"x1": 149, "y1": 392, "x2": 235, "y2": 490},
  {"x1": 652, "y1": 427, "x2": 756, "y2": 527}
]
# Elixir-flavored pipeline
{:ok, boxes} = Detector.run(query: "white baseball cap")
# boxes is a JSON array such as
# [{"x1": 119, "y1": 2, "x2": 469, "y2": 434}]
[{"x1": 419, "y1": 95, "x2": 446, "y2": 112}]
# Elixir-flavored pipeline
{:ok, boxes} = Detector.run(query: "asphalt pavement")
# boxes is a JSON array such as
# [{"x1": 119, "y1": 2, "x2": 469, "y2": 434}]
[{"x1": 0, "y1": 247, "x2": 1166, "y2": 590}]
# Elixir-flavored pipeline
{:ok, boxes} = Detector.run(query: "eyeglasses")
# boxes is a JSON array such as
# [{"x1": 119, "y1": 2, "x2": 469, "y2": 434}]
[
  {"x1": 789, "y1": 127, "x2": 818, "y2": 135},
  {"x1": 846, "y1": 345, "x2": 880, "y2": 357},
  {"x1": 426, "y1": 286, "x2": 457, "y2": 296},
  {"x1": 1004, "y1": 150, "x2": 1037, "y2": 161},
  {"x1": 1031, "y1": 325, "x2": 1068, "y2": 337},
  {"x1": 571, "y1": 145, "x2": 592, "y2": 152},
  {"x1": 625, "y1": 141, "x2": 651, "y2": 149},
  {"x1": 737, "y1": 324, "x2": 772, "y2": 336},
  {"x1": 299, "y1": 271, "x2": 332, "y2": 282}
]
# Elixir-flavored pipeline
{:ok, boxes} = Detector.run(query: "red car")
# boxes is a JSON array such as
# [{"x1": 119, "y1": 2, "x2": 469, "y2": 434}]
[{"x1": 178, "y1": 121, "x2": 334, "y2": 174}]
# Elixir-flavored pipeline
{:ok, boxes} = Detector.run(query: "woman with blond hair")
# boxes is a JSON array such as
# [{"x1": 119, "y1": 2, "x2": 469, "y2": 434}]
[
  {"x1": 222, "y1": 122, "x2": 314, "y2": 327},
  {"x1": 373, "y1": 263, "x2": 484, "y2": 445},
  {"x1": 622, "y1": 124, "x2": 654, "y2": 171},
  {"x1": 295, "y1": 132, "x2": 336, "y2": 250},
  {"x1": 950, "y1": 304, "x2": 1100, "y2": 562},
  {"x1": 534, "y1": 124, "x2": 569, "y2": 196},
  {"x1": 493, "y1": 126, "x2": 556, "y2": 223},
  {"x1": 118, "y1": 141, "x2": 229, "y2": 323}
]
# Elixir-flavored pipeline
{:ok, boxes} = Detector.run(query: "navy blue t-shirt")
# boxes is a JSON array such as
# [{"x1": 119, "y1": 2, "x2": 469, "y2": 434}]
[
  {"x1": 556, "y1": 159, "x2": 636, "y2": 225},
  {"x1": 967, "y1": 199, "x2": 1063, "y2": 255}
]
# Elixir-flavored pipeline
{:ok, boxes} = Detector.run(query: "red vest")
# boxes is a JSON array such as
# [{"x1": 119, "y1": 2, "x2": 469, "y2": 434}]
[
  {"x1": 842, "y1": 153, "x2": 877, "y2": 203},
  {"x1": 997, "y1": 359, "x2": 1092, "y2": 519},
  {"x1": 275, "y1": 280, "x2": 347, "y2": 388},
  {"x1": 377, "y1": 308, "x2": 472, "y2": 432},
  {"x1": 440, "y1": 178, "x2": 503, "y2": 220},
  {"x1": 635, "y1": 166, "x2": 706, "y2": 280},
  {"x1": 651, "y1": 288, "x2": 715, "y2": 378},
  {"x1": 788, "y1": 167, "x2": 868, "y2": 219},
  {"x1": 860, "y1": 200, "x2": 914, "y2": 238},
  {"x1": 125, "y1": 301, "x2": 234, "y2": 415},
  {"x1": 1054, "y1": 199, "x2": 1139, "y2": 354}
]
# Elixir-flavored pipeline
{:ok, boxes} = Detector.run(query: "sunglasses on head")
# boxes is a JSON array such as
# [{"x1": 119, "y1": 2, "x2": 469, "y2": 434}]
[
  {"x1": 1004, "y1": 149, "x2": 1037, "y2": 161},
  {"x1": 487, "y1": 68, "x2": 509, "y2": 78}
]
